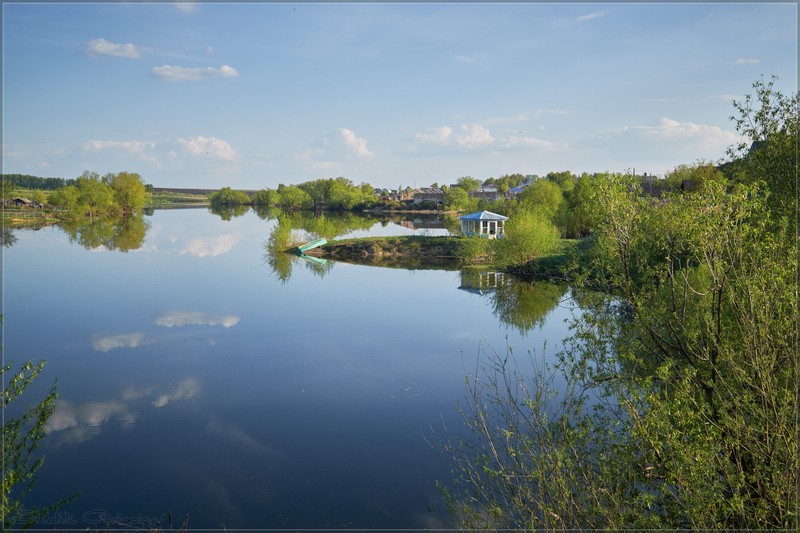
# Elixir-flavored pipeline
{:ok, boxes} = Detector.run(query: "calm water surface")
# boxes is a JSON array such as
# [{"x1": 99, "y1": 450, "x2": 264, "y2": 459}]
[{"x1": 4, "y1": 208, "x2": 575, "y2": 529}]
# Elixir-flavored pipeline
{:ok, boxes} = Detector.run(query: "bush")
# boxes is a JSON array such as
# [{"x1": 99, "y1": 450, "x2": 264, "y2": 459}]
[{"x1": 493, "y1": 210, "x2": 560, "y2": 267}]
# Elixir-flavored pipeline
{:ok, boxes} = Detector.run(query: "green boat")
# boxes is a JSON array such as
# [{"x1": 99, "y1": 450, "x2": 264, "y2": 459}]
[{"x1": 296, "y1": 238, "x2": 327, "y2": 253}]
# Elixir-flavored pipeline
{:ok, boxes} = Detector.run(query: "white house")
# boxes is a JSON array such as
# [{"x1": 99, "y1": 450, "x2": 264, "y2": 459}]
[{"x1": 459, "y1": 210, "x2": 508, "y2": 239}]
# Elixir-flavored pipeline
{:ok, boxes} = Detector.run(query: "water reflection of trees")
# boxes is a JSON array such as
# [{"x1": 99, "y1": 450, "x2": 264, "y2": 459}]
[
  {"x1": 1, "y1": 227, "x2": 17, "y2": 247},
  {"x1": 459, "y1": 271, "x2": 567, "y2": 333},
  {"x1": 59, "y1": 214, "x2": 150, "y2": 252},
  {"x1": 209, "y1": 204, "x2": 250, "y2": 221},
  {"x1": 264, "y1": 209, "x2": 408, "y2": 282}
]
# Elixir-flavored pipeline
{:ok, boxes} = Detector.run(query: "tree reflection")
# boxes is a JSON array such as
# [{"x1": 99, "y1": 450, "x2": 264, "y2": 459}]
[
  {"x1": 1, "y1": 227, "x2": 17, "y2": 247},
  {"x1": 59, "y1": 213, "x2": 150, "y2": 252},
  {"x1": 209, "y1": 204, "x2": 250, "y2": 221},
  {"x1": 264, "y1": 213, "x2": 296, "y2": 284},
  {"x1": 459, "y1": 270, "x2": 567, "y2": 333}
]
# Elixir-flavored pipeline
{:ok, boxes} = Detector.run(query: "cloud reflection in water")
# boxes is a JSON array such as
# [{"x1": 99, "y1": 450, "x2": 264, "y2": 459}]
[
  {"x1": 153, "y1": 377, "x2": 201, "y2": 408},
  {"x1": 91, "y1": 332, "x2": 149, "y2": 352},
  {"x1": 179, "y1": 234, "x2": 239, "y2": 257},
  {"x1": 45, "y1": 378, "x2": 202, "y2": 446},
  {"x1": 154, "y1": 310, "x2": 240, "y2": 328}
]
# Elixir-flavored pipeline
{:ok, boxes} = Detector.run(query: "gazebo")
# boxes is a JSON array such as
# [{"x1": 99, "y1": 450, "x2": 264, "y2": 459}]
[{"x1": 459, "y1": 210, "x2": 508, "y2": 239}]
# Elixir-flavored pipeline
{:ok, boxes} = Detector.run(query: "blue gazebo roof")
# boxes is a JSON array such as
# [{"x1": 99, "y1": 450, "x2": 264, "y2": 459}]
[{"x1": 459, "y1": 210, "x2": 509, "y2": 221}]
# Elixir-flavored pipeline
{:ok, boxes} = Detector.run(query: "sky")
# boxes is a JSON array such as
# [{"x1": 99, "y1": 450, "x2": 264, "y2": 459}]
[{"x1": 2, "y1": 2, "x2": 797, "y2": 190}]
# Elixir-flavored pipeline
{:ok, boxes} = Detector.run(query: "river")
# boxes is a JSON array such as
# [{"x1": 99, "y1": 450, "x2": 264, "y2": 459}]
[{"x1": 4, "y1": 207, "x2": 577, "y2": 529}]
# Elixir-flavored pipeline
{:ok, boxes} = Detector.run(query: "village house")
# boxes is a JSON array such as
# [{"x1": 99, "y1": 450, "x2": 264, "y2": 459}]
[{"x1": 412, "y1": 187, "x2": 444, "y2": 205}]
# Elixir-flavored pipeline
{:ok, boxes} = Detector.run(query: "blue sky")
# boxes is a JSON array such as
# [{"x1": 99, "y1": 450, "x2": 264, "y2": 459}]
[{"x1": 3, "y1": 2, "x2": 797, "y2": 189}]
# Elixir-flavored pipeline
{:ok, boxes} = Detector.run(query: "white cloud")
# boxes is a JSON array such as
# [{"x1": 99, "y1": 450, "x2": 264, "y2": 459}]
[
  {"x1": 92, "y1": 332, "x2": 148, "y2": 352},
  {"x1": 150, "y1": 64, "x2": 239, "y2": 82},
  {"x1": 635, "y1": 117, "x2": 737, "y2": 149},
  {"x1": 83, "y1": 139, "x2": 157, "y2": 162},
  {"x1": 155, "y1": 310, "x2": 240, "y2": 328},
  {"x1": 415, "y1": 126, "x2": 454, "y2": 145},
  {"x1": 736, "y1": 58, "x2": 760, "y2": 65},
  {"x1": 179, "y1": 136, "x2": 238, "y2": 160},
  {"x1": 415, "y1": 124, "x2": 494, "y2": 149},
  {"x1": 297, "y1": 128, "x2": 373, "y2": 170},
  {"x1": 153, "y1": 378, "x2": 201, "y2": 408},
  {"x1": 455, "y1": 124, "x2": 494, "y2": 147},
  {"x1": 576, "y1": 11, "x2": 606, "y2": 22},
  {"x1": 338, "y1": 128, "x2": 373, "y2": 158},
  {"x1": 502, "y1": 136, "x2": 560, "y2": 151},
  {"x1": 587, "y1": 117, "x2": 738, "y2": 158},
  {"x1": 87, "y1": 38, "x2": 141, "y2": 59}
]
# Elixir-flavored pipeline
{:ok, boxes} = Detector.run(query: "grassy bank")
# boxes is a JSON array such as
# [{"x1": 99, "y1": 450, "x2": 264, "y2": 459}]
[
  {"x1": 148, "y1": 189, "x2": 211, "y2": 207},
  {"x1": 305, "y1": 235, "x2": 582, "y2": 277},
  {"x1": 2, "y1": 207, "x2": 65, "y2": 228}
]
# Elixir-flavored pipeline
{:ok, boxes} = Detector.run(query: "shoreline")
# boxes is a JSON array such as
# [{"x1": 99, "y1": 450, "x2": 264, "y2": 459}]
[{"x1": 301, "y1": 235, "x2": 580, "y2": 280}]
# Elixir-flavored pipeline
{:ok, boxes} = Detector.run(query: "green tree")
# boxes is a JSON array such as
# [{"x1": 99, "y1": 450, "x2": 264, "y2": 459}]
[
  {"x1": 209, "y1": 187, "x2": 251, "y2": 207},
  {"x1": 663, "y1": 162, "x2": 725, "y2": 191},
  {"x1": 251, "y1": 189, "x2": 281, "y2": 206},
  {"x1": 277, "y1": 184, "x2": 311, "y2": 211},
  {"x1": 456, "y1": 176, "x2": 481, "y2": 192},
  {"x1": 443, "y1": 175, "x2": 797, "y2": 529},
  {"x1": 103, "y1": 171, "x2": 150, "y2": 213},
  {"x1": 555, "y1": 172, "x2": 599, "y2": 238},
  {"x1": 47, "y1": 185, "x2": 79, "y2": 212},
  {"x1": 725, "y1": 75, "x2": 798, "y2": 226},
  {"x1": 546, "y1": 170, "x2": 577, "y2": 193},
  {"x1": 516, "y1": 178, "x2": 564, "y2": 222},
  {"x1": 75, "y1": 171, "x2": 115, "y2": 216},
  {"x1": 444, "y1": 186, "x2": 470, "y2": 211}
]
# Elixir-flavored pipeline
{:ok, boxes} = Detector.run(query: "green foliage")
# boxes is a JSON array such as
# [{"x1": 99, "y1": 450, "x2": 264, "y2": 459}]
[
  {"x1": 455, "y1": 236, "x2": 491, "y2": 264},
  {"x1": 251, "y1": 189, "x2": 281, "y2": 207},
  {"x1": 264, "y1": 213, "x2": 296, "y2": 284},
  {"x1": 443, "y1": 91, "x2": 798, "y2": 528},
  {"x1": 103, "y1": 171, "x2": 150, "y2": 213},
  {"x1": 297, "y1": 177, "x2": 375, "y2": 211},
  {"x1": 663, "y1": 161, "x2": 726, "y2": 191},
  {"x1": 493, "y1": 210, "x2": 561, "y2": 268},
  {"x1": 555, "y1": 172, "x2": 599, "y2": 238},
  {"x1": 516, "y1": 178, "x2": 564, "y2": 222},
  {"x1": 209, "y1": 187, "x2": 251, "y2": 207},
  {"x1": 444, "y1": 186, "x2": 469, "y2": 211},
  {"x1": 725, "y1": 75, "x2": 798, "y2": 226},
  {"x1": 456, "y1": 176, "x2": 481, "y2": 192},
  {"x1": 276, "y1": 184, "x2": 312, "y2": 210},
  {"x1": 488, "y1": 278, "x2": 567, "y2": 333},
  {"x1": 1, "y1": 174, "x2": 71, "y2": 191},
  {"x1": 75, "y1": 171, "x2": 115, "y2": 216},
  {"x1": 59, "y1": 213, "x2": 150, "y2": 251},
  {"x1": 2, "y1": 357, "x2": 75, "y2": 529},
  {"x1": 545, "y1": 170, "x2": 577, "y2": 193}
]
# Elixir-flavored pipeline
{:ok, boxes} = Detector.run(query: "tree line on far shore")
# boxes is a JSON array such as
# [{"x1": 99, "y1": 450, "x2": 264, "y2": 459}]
[{"x1": 3, "y1": 171, "x2": 151, "y2": 217}]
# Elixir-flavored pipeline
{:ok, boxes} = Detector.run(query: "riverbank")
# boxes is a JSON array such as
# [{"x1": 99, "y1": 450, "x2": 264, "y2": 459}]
[{"x1": 302, "y1": 235, "x2": 581, "y2": 277}]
